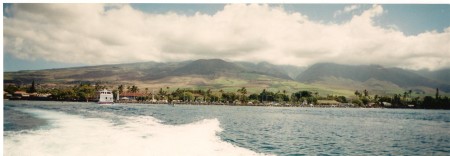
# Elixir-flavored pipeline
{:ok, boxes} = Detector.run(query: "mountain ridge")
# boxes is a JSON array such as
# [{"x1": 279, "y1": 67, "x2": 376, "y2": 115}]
[
  {"x1": 4, "y1": 59, "x2": 296, "y2": 83},
  {"x1": 4, "y1": 59, "x2": 449, "y2": 94}
]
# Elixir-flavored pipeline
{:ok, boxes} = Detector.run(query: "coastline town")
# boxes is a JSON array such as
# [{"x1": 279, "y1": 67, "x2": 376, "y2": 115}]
[{"x1": 4, "y1": 81, "x2": 450, "y2": 109}]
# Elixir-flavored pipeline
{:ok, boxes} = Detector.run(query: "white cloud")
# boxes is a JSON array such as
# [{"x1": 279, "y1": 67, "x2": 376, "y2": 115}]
[
  {"x1": 334, "y1": 4, "x2": 360, "y2": 17},
  {"x1": 4, "y1": 4, "x2": 450, "y2": 70},
  {"x1": 345, "y1": 4, "x2": 360, "y2": 12}
]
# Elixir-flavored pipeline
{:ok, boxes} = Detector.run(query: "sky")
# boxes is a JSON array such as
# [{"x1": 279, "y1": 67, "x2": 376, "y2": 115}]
[{"x1": 3, "y1": 3, "x2": 450, "y2": 71}]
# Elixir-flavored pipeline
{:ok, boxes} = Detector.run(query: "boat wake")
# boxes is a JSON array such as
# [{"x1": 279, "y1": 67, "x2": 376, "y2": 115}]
[{"x1": 4, "y1": 109, "x2": 265, "y2": 156}]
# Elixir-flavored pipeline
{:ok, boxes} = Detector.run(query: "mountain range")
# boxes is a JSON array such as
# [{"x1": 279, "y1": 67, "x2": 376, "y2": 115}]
[
  {"x1": 296, "y1": 63, "x2": 450, "y2": 94},
  {"x1": 4, "y1": 59, "x2": 449, "y2": 96}
]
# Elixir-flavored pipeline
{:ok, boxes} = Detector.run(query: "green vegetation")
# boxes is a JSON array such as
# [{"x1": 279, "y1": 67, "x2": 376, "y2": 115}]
[
  {"x1": 349, "y1": 88, "x2": 450, "y2": 109},
  {"x1": 6, "y1": 81, "x2": 449, "y2": 109}
]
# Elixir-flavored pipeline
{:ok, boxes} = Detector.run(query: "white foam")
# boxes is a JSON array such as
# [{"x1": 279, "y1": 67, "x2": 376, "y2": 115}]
[{"x1": 4, "y1": 109, "x2": 266, "y2": 156}]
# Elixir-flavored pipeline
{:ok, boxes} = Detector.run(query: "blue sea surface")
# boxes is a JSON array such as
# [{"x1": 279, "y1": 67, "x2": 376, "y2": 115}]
[{"x1": 4, "y1": 101, "x2": 450, "y2": 155}]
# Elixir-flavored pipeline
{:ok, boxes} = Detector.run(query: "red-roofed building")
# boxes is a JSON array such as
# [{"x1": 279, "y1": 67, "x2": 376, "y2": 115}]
[{"x1": 120, "y1": 92, "x2": 145, "y2": 101}]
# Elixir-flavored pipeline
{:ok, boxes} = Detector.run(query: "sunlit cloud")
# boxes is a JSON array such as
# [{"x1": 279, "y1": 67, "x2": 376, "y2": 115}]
[{"x1": 4, "y1": 4, "x2": 450, "y2": 70}]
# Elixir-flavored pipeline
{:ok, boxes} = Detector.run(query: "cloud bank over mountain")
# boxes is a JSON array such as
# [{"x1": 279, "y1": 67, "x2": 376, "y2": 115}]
[{"x1": 4, "y1": 4, "x2": 450, "y2": 70}]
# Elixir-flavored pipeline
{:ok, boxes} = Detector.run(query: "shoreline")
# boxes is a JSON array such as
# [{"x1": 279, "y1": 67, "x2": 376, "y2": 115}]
[{"x1": 4, "y1": 99, "x2": 399, "y2": 109}]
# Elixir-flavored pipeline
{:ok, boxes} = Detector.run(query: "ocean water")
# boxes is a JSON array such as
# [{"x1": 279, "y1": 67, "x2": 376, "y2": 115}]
[{"x1": 3, "y1": 101, "x2": 450, "y2": 156}]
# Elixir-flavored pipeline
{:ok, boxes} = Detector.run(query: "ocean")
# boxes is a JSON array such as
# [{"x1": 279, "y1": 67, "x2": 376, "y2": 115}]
[{"x1": 3, "y1": 100, "x2": 450, "y2": 156}]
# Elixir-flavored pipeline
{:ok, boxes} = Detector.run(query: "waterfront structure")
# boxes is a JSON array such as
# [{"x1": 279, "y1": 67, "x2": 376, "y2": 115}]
[
  {"x1": 98, "y1": 89, "x2": 114, "y2": 104},
  {"x1": 120, "y1": 92, "x2": 144, "y2": 102}
]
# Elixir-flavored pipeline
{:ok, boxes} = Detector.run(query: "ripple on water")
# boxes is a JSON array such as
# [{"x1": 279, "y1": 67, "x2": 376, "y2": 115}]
[{"x1": 4, "y1": 101, "x2": 450, "y2": 155}]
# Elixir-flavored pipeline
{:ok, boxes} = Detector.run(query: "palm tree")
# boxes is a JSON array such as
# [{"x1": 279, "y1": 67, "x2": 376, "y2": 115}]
[
  {"x1": 166, "y1": 86, "x2": 171, "y2": 99},
  {"x1": 436, "y1": 88, "x2": 440, "y2": 99},
  {"x1": 242, "y1": 87, "x2": 247, "y2": 96},
  {"x1": 118, "y1": 85, "x2": 124, "y2": 94},
  {"x1": 199, "y1": 89, "x2": 206, "y2": 102},
  {"x1": 206, "y1": 89, "x2": 212, "y2": 102},
  {"x1": 237, "y1": 87, "x2": 247, "y2": 103},
  {"x1": 158, "y1": 88, "x2": 167, "y2": 100},
  {"x1": 408, "y1": 90, "x2": 413, "y2": 102},
  {"x1": 219, "y1": 89, "x2": 224, "y2": 102},
  {"x1": 354, "y1": 90, "x2": 360, "y2": 97},
  {"x1": 28, "y1": 80, "x2": 37, "y2": 93},
  {"x1": 262, "y1": 89, "x2": 267, "y2": 102},
  {"x1": 144, "y1": 88, "x2": 149, "y2": 100},
  {"x1": 131, "y1": 85, "x2": 139, "y2": 93},
  {"x1": 363, "y1": 89, "x2": 369, "y2": 97}
]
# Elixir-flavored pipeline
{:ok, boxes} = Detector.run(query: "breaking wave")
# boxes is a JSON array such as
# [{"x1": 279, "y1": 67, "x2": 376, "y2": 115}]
[{"x1": 4, "y1": 109, "x2": 265, "y2": 156}]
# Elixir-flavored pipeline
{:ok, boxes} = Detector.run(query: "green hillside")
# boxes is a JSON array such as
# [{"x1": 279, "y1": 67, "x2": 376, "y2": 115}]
[{"x1": 4, "y1": 59, "x2": 449, "y2": 97}]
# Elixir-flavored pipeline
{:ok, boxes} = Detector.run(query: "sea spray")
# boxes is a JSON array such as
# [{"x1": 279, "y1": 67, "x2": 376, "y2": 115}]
[{"x1": 4, "y1": 109, "x2": 266, "y2": 156}]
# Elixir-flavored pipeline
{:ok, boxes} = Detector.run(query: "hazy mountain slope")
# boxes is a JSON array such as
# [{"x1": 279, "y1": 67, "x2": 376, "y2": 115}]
[
  {"x1": 4, "y1": 59, "x2": 293, "y2": 84},
  {"x1": 171, "y1": 59, "x2": 246, "y2": 76},
  {"x1": 296, "y1": 63, "x2": 450, "y2": 92},
  {"x1": 234, "y1": 62, "x2": 298, "y2": 80},
  {"x1": 414, "y1": 68, "x2": 450, "y2": 85},
  {"x1": 275, "y1": 65, "x2": 306, "y2": 79},
  {"x1": 58, "y1": 61, "x2": 183, "y2": 81},
  {"x1": 4, "y1": 61, "x2": 181, "y2": 83}
]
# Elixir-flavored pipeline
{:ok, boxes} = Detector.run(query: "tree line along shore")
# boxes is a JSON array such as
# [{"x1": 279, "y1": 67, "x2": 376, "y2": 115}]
[{"x1": 4, "y1": 81, "x2": 450, "y2": 109}]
